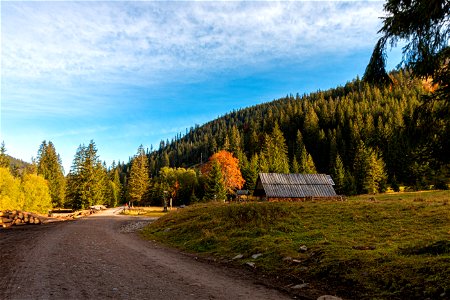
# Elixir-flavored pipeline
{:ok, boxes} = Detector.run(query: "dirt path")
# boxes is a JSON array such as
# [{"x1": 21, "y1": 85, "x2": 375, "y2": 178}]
[{"x1": 0, "y1": 208, "x2": 291, "y2": 300}]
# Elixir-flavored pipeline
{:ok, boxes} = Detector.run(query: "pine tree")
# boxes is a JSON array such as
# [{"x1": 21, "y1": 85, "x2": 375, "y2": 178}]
[
  {"x1": 0, "y1": 142, "x2": 9, "y2": 168},
  {"x1": 354, "y1": 142, "x2": 387, "y2": 194},
  {"x1": 109, "y1": 167, "x2": 122, "y2": 206},
  {"x1": 36, "y1": 141, "x2": 66, "y2": 207},
  {"x1": 128, "y1": 145, "x2": 150, "y2": 204},
  {"x1": 262, "y1": 123, "x2": 289, "y2": 173},
  {"x1": 258, "y1": 150, "x2": 269, "y2": 173},
  {"x1": 291, "y1": 156, "x2": 300, "y2": 173},
  {"x1": 243, "y1": 153, "x2": 259, "y2": 190},
  {"x1": 331, "y1": 154, "x2": 345, "y2": 194},
  {"x1": 66, "y1": 141, "x2": 106, "y2": 209},
  {"x1": 66, "y1": 144, "x2": 85, "y2": 209},
  {"x1": 365, "y1": 148, "x2": 388, "y2": 194},
  {"x1": 343, "y1": 169, "x2": 357, "y2": 196},
  {"x1": 203, "y1": 160, "x2": 226, "y2": 202},
  {"x1": 298, "y1": 145, "x2": 317, "y2": 174},
  {"x1": 222, "y1": 134, "x2": 230, "y2": 151}
]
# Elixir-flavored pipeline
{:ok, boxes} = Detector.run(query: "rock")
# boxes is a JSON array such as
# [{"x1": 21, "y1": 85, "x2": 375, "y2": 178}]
[
  {"x1": 292, "y1": 283, "x2": 309, "y2": 289},
  {"x1": 163, "y1": 227, "x2": 171, "y2": 232},
  {"x1": 245, "y1": 262, "x2": 255, "y2": 268},
  {"x1": 251, "y1": 253, "x2": 263, "y2": 259},
  {"x1": 299, "y1": 245, "x2": 308, "y2": 252},
  {"x1": 232, "y1": 254, "x2": 243, "y2": 260},
  {"x1": 292, "y1": 259, "x2": 302, "y2": 263},
  {"x1": 317, "y1": 295, "x2": 342, "y2": 300},
  {"x1": 282, "y1": 256, "x2": 292, "y2": 261}
]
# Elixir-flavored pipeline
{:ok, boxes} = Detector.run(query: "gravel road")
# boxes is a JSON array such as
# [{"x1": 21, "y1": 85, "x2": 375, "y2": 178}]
[{"x1": 0, "y1": 208, "x2": 290, "y2": 300}]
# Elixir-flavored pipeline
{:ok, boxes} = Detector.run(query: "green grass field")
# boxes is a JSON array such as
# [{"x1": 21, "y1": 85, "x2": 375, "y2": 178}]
[{"x1": 141, "y1": 190, "x2": 450, "y2": 299}]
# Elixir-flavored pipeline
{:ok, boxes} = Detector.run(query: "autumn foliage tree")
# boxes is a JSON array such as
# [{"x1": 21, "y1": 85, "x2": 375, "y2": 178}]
[{"x1": 202, "y1": 150, "x2": 245, "y2": 195}]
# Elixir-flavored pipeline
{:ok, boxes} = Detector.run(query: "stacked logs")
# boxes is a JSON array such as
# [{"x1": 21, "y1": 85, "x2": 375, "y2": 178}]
[{"x1": 0, "y1": 210, "x2": 42, "y2": 228}]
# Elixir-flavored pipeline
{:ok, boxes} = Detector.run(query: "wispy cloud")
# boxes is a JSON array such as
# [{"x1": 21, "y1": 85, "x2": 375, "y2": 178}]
[{"x1": 2, "y1": 1, "x2": 383, "y2": 85}]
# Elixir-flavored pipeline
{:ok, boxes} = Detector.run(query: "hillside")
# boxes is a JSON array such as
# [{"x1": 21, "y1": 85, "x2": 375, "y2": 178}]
[
  {"x1": 7, "y1": 155, "x2": 30, "y2": 174},
  {"x1": 142, "y1": 190, "x2": 450, "y2": 299},
  {"x1": 141, "y1": 70, "x2": 447, "y2": 194}
]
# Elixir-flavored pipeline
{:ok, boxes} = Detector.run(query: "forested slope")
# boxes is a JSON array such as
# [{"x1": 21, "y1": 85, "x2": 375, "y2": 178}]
[{"x1": 143, "y1": 70, "x2": 447, "y2": 194}]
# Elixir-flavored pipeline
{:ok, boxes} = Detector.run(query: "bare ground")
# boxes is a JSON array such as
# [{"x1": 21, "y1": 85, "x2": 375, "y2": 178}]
[{"x1": 0, "y1": 208, "x2": 292, "y2": 300}]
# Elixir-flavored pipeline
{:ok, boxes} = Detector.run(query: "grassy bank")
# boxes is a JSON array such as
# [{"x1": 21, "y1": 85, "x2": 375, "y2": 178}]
[
  {"x1": 121, "y1": 206, "x2": 168, "y2": 218},
  {"x1": 141, "y1": 190, "x2": 450, "y2": 299}
]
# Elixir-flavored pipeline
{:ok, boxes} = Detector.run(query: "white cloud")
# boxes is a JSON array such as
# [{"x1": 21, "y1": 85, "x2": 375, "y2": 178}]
[{"x1": 2, "y1": 1, "x2": 384, "y2": 84}]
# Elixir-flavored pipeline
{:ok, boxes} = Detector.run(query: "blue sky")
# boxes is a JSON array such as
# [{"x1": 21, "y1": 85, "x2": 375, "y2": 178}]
[{"x1": 1, "y1": 0, "x2": 402, "y2": 173}]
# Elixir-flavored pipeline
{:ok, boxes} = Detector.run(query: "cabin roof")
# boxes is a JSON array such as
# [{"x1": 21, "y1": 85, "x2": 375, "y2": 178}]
[{"x1": 254, "y1": 173, "x2": 337, "y2": 198}]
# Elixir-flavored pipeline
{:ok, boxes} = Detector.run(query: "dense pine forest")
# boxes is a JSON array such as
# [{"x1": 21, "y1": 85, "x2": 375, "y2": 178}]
[{"x1": 140, "y1": 70, "x2": 448, "y2": 195}]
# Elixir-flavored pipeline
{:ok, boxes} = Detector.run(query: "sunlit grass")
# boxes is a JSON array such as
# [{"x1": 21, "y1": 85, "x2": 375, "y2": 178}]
[
  {"x1": 141, "y1": 190, "x2": 450, "y2": 299},
  {"x1": 121, "y1": 206, "x2": 169, "y2": 217}
]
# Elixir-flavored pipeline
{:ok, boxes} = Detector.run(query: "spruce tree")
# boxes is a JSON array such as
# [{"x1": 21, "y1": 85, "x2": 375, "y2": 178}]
[
  {"x1": 331, "y1": 154, "x2": 345, "y2": 194},
  {"x1": 243, "y1": 153, "x2": 259, "y2": 190},
  {"x1": 204, "y1": 160, "x2": 226, "y2": 202},
  {"x1": 365, "y1": 148, "x2": 388, "y2": 194},
  {"x1": 291, "y1": 156, "x2": 300, "y2": 173},
  {"x1": 36, "y1": 141, "x2": 66, "y2": 207},
  {"x1": 66, "y1": 141, "x2": 105, "y2": 209},
  {"x1": 66, "y1": 144, "x2": 85, "y2": 209},
  {"x1": 0, "y1": 142, "x2": 9, "y2": 168},
  {"x1": 262, "y1": 123, "x2": 289, "y2": 173},
  {"x1": 128, "y1": 145, "x2": 150, "y2": 205},
  {"x1": 354, "y1": 142, "x2": 387, "y2": 194},
  {"x1": 343, "y1": 170, "x2": 357, "y2": 196},
  {"x1": 109, "y1": 167, "x2": 122, "y2": 206},
  {"x1": 299, "y1": 145, "x2": 317, "y2": 174},
  {"x1": 258, "y1": 150, "x2": 269, "y2": 173}
]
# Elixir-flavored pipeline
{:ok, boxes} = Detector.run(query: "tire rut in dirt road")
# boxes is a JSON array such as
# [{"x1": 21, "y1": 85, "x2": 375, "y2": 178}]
[{"x1": 1, "y1": 210, "x2": 290, "y2": 300}]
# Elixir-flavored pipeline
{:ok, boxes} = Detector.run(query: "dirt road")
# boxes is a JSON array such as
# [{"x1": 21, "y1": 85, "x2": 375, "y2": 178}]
[{"x1": 0, "y1": 209, "x2": 290, "y2": 299}]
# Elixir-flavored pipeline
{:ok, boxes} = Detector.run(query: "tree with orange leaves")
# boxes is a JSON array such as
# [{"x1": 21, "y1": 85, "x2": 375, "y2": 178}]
[{"x1": 202, "y1": 150, "x2": 245, "y2": 195}]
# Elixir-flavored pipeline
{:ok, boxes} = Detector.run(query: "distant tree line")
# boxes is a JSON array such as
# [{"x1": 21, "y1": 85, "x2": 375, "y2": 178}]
[{"x1": 141, "y1": 70, "x2": 448, "y2": 197}]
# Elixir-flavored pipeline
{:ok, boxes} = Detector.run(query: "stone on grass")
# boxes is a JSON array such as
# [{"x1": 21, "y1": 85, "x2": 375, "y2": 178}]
[
  {"x1": 232, "y1": 254, "x2": 243, "y2": 260},
  {"x1": 245, "y1": 262, "x2": 256, "y2": 268},
  {"x1": 298, "y1": 245, "x2": 308, "y2": 252},
  {"x1": 251, "y1": 253, "x2": 263, "y2": 259}
]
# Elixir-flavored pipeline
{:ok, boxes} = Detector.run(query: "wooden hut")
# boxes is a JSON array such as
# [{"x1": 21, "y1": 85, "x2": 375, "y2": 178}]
[{"x1": 254, "y1": 173, "x2": 338, "y2": 201}]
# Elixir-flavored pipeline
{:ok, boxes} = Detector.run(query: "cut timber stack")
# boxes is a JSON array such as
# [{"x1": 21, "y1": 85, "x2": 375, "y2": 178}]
[{"x1": 0, "y1": 210, "x2": 42, "y2": 228}]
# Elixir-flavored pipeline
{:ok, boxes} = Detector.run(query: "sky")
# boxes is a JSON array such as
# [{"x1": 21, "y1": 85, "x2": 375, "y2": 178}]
[{"x1": 1, "y1": 0, "x2": 403, "y2": 173}]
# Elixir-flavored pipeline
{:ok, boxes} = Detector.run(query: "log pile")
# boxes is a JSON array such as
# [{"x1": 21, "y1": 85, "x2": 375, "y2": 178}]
[
  {"x1": 0, "y1": 210, "x2": 42, "y2": 228},
  {"x1": 49, "y1": 207, "x2": 105, "y2": 219}
]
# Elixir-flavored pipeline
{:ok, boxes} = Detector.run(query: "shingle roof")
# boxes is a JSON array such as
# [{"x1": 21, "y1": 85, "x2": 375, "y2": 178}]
[{"x1": 254, "y1": 173, "x2": 337, "y2": 198}]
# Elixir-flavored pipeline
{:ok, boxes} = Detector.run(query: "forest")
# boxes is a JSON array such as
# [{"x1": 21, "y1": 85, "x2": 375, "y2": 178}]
[
  {"x1": 141, "y1": 70, "x2": 448, "y2": 197},
  {"x1": 1, "y1": 69, "x2": 448, "y2": 213}
]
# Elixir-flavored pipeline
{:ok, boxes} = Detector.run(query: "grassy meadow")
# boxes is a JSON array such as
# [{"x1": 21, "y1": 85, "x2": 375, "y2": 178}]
[{"x1": 141, "y1": 190, "x2": 450, "y2": 299}]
